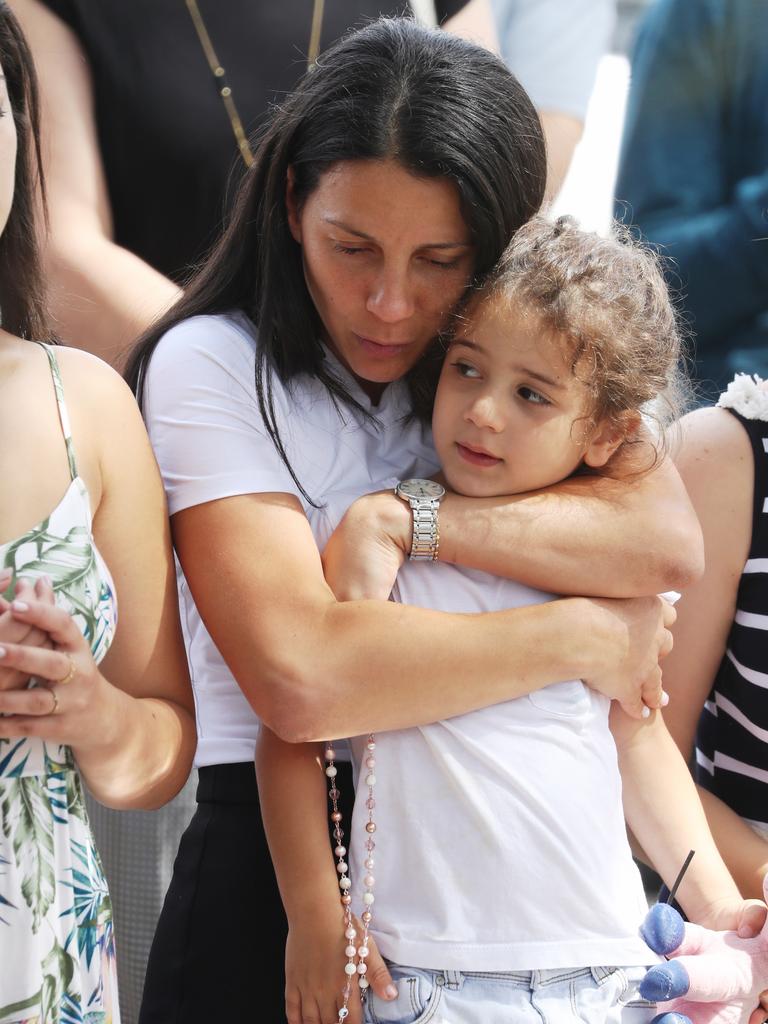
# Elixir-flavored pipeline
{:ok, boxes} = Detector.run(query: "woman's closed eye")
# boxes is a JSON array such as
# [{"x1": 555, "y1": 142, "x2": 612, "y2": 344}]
[
  {"x1": 419, "y1": 255, "x2": 462, "y2": 271},
  {"x1": 334, "y1": 243, "x2": 369, "y2": 256}
]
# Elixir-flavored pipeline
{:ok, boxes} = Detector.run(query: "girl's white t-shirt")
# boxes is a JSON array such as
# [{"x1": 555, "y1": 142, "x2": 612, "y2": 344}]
[{"x1": 313, "y1": 492, "x2": 656, "y2": 972}]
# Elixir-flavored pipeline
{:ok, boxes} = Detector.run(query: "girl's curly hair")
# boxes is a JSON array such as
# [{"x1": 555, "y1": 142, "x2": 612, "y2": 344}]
[{"x1": 468, "y1": 214, "x2": 690, "y2": 470}]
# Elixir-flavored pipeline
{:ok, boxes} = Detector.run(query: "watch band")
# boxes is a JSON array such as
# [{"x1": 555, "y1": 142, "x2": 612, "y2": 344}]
[{"x1": 409, "y1": 498, "x2": 441, "y2": 561}]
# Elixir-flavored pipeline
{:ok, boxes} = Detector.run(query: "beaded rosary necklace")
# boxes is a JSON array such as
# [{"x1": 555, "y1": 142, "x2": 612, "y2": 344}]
[
  {"x1": 325, "y1": 736, "x2": 378, "y2": 1021},
  {"x1": 185, "y1": 0, "x2": 326, "y2": 169}
]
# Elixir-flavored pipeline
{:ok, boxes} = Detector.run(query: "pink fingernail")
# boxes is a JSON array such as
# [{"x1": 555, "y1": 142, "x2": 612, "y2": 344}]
[
  {"x1": 641, "y1": 706, "x2": 651, "y2": 719},
  {"x1": 384, "y1": 985, "x2": 398, "y2": 1000},
  {"x1": 661, "y1": 692, "x2": 670, "y2": 707},
  {"x1": 11, "y1": 601, "x2": 29, "y2": 612},
  {"x1": 0, "y1": 646, "x2": 6, "y2": 659}
]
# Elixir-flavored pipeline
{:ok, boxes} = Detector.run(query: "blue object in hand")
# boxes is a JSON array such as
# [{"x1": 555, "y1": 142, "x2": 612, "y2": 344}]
[
  {"x1": 641, "y1": 902, "x2": 687, "y2": 957},
  {"x1": 641, "y1": 960, "x2": 691, "y2": 1001},
  {"x1": 642, "y1": 901, "x2": 693, "y2": 1024}
]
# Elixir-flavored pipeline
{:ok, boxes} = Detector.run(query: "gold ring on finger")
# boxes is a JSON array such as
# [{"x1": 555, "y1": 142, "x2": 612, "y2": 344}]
[
  {"x1": 49, "y1": 687, "x2": 59, "y2": 715},
  {"x1": 57, "y1": 656, "x2": 77, "y2": 686}
]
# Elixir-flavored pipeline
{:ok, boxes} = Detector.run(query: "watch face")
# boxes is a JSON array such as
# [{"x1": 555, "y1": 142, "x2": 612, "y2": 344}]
[{"x1": 398, "y1": 478, "x2": 445, "y2": 500}]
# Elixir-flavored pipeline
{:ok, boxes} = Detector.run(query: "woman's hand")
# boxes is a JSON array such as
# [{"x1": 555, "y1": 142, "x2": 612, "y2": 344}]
[
  {"x1": 0, "y1": 573, "x2": 56, "y2": 691},
  {"x1": 0, "y1": 595, "x2": 114, "y2": 749},
  {"x1": 285, "y1": 911, "x2": 395, "y2": 1024},
  {"x1": 582, "y1": 594, "x2": 675, "y2": 718},
  {"x1": 322, "y1": 491, "x2": 410, "y2": 601}
]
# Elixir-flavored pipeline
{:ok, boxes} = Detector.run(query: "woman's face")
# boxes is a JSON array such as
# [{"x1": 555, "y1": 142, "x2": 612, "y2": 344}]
[
  {"x1": 0, "y1": 65, "x2": 16, "y2": 239},
  {"x1": 287, "y1": 159, "x2": 474, "y2": 398}
]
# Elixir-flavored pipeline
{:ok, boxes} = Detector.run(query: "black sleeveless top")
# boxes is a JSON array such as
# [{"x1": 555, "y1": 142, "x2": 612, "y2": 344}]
[
  {"x1": 695, "y1": 405, "x2": 768, "y2": 826},
  {"x1": 39, "y1": 0, "x2": 469, "y2": 283}
]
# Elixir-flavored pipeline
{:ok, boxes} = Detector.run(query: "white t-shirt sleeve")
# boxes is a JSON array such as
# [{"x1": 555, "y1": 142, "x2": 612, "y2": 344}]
[{"x1": 143, "y1": 314, "x2": 299, "y2": 515}]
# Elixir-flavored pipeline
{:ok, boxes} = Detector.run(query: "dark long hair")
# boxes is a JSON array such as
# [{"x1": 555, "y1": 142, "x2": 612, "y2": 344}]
[
  {"x1": 126, "y1": 17, "x2": 546, "y2": 497},
  {"x1": 0, "y1": 2, "x2": 48, "y2": 340}
]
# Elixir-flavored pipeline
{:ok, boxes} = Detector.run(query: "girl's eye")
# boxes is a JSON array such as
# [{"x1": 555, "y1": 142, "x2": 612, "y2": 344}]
[
  {"x1": 451, "y1": 360, "x2": 481, "y2": 379},
  {"x1": 518, "y1": 386, "x2": 550, "y2": 405}
]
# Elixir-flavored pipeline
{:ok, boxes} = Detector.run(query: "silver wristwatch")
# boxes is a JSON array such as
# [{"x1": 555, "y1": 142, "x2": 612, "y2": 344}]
[{"x1": 394, "y1": 478, "x2": 446, "y2": 561}]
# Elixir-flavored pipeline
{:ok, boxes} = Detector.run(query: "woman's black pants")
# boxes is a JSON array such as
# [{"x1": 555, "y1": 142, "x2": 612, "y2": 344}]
[{"x1": 138, "y1": 760, "x2": 353, "y2": 1023}]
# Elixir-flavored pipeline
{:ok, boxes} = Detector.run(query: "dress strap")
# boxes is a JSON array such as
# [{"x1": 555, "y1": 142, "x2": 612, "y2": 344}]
[{"x1": 38, "y1": 343, "x2": 78, "y2": 482}]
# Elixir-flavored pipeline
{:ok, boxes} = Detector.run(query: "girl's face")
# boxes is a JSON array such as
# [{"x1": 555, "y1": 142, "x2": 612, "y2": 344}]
[
  {"x1": 432, "y1": 297, "x2": 624, "y2": 498},
  {"x1": 0, "y1": 65, "x2": 17, "y2": 240},
  {"x1": 287, "y1": 159, "x2": 474, "y2": 400}
]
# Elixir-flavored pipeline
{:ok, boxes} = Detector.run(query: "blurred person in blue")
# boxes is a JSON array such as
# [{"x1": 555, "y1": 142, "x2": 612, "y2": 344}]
[{"x1": 614, "y1": 0, "x2": 768, "y2": 403}]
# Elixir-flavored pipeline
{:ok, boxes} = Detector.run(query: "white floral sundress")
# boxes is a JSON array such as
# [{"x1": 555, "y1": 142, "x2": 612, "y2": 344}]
[{"x1": 0, "y1": 345, "x2": 119, "y2": 1024}]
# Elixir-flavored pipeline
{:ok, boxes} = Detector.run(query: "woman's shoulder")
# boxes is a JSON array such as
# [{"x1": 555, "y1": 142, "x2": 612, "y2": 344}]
[
  {"x1": 154, "y1": 311, "x2": 257, "y2": 359},
  {"x1": 147, "y1": 312, "x2": 260, "y2": 393},
  {"x1": 37, "y1": 343, "x2": 154, "y2": 509},
  {"x1": 676, "y1": 404, "x2": 754, "y2": 543},
  {"x1": 33, "y1": 342, "x2": 136, "y2": 424},
  {"x1": 678, "y1": 403, "x2": 755, "y2": 467}
]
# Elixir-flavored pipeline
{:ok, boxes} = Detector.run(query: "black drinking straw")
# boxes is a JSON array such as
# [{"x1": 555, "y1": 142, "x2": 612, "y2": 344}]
[{"x1": 666, "y1": 849, "x2": 696, "y2": 905}]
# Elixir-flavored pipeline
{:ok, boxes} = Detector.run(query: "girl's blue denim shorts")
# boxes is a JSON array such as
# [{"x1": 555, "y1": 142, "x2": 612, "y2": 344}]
[{"x1": 364, "y1": 963, "x2": 657, "y2": 1024}]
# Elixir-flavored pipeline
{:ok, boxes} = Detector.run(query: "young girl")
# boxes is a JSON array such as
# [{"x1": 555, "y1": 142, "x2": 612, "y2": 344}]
[{"x1": 257, "y1": 215, "x2": 766, "y2": 1024}]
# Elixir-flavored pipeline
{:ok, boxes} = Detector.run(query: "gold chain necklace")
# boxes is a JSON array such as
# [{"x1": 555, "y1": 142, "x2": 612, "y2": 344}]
[{"x1": 185, "y1": 0, "x2": 326, "y2": 169}]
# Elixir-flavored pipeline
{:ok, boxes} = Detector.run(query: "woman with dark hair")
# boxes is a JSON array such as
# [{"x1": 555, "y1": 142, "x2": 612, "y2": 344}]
[
  {"x1": 0, "y1": 5, "x2": 195, "y2": 1020},
  {"x1": 126, "y1": 18, "x2": 699, "y2": 1023}
]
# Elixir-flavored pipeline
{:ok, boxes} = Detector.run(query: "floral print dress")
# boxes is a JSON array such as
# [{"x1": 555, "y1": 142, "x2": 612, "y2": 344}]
[{"x1": 0, "y1": 345, "x2": 119, "y2": 1024}]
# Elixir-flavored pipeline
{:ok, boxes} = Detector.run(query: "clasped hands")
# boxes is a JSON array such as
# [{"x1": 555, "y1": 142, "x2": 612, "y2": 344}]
[{"x1": 0, "y1": 569, "x2": 103, "y2": 741}]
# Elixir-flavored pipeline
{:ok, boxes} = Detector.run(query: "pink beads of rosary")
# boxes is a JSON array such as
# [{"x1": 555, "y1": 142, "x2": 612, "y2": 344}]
[
  {"x1": 356, "y1": 737, "x2": 377, "y2": 994},
  {"x1": 326, "y1": 735, "x2": 378, "y2": 1024},
  {"x1": 325, "y1": 744, "x2": 354, "y2": 1020}
]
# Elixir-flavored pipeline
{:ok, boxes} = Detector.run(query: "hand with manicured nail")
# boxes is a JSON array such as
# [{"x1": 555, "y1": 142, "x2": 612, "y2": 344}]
[
  {"x1": 0, "y1": 593, "x2": 111, "y2": 747},
  {"x1": 639, "y1": 873, "x2": 768, "y2": 1024},
  {"x1": 0, "y1": 575, "x2": 56, "y2": 692}
]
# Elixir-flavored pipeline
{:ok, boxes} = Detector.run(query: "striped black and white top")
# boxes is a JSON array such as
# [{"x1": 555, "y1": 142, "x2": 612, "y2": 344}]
[{"x1": 695, "y1": 378, "x2": 768, "y2": 831}]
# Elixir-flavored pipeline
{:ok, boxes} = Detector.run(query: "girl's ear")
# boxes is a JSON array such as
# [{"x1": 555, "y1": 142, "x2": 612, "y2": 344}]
[
  {"x1": 285, "y1": 166, "x2": 302, "y2": 243},
  {"x1": 583, "y1": 411, "x2": 642, "y2": 468}
]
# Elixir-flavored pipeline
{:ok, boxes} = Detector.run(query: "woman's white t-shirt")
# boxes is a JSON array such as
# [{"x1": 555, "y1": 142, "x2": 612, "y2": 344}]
[{"x1": 143, "y1": 311, "x2": 439, "y2": 766}]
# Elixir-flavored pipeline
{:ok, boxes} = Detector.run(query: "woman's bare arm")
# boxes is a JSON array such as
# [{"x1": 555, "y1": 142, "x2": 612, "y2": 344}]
[
  {"x1": 321, "y1": 450, "x2": 703, "y2": 605},
  {"x1": 171, "y1": 487, "x2": 674, "y2": 743},
  {"x1": 662, "y1": 405, "x2": 768, "y2": 899},
  {"x1": 441, "y1": 453, "x2": 703, "y2": 594},
  {"x1": 13, "y1": 0, "x2": 181, "y2": 367}
]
